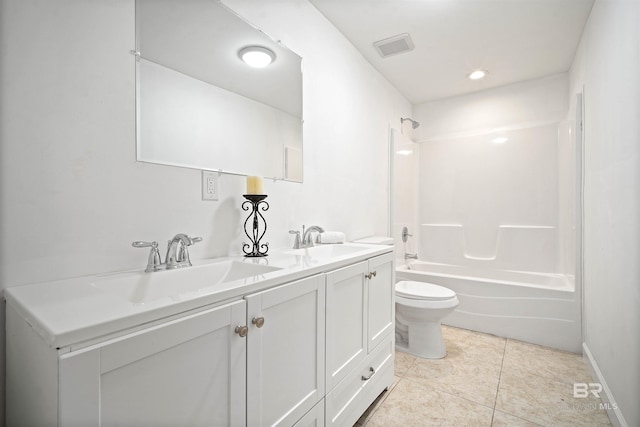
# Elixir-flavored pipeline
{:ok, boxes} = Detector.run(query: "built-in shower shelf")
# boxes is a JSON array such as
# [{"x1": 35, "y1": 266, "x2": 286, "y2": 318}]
[{"x1": 419, "y1": 223, "x2": 558, "y2": 273}]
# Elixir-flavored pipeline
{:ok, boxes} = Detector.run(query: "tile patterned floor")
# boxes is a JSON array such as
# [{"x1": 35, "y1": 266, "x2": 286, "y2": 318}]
[{"x1": 356, "y1": 326, "x2": 612, "y2": 427}]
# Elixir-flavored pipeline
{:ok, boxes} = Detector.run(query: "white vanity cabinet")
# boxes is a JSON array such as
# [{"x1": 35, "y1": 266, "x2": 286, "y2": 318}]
[
  {"x1": 325, "y1": 260, "x2": 369, "y2": 390},
  {"x1": 366, "y1": 252, "x2": 395, "y2": 352},
  {"x1": 325, "y1": 251, "x2": 395, "y2": 426},
  {"x1": 7, "y1": 300, "x2": 247, "y2": 426},
  {"x1": 6, "y1": 246, "x2": 394, "y2": 427},
  {"x1": 246, "y1": 274, "x2": 325, "y2": 427}
]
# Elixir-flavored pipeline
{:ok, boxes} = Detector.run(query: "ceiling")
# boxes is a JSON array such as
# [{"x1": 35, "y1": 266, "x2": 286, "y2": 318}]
[{"x1": 309, "y1": 0, "x2": 594, "y2": 105}]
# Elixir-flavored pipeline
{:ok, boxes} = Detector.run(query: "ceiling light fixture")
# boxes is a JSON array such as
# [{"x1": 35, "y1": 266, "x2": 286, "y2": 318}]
[
  {"x1": 467, "y1": 69, "x2": 488, "y2": 80},
  {"x1": 238, "y1": 46, "x2": 276, "y2": 68},
  {"x1": 491, "y1": 137, "x2": 508, "y2": 144}
]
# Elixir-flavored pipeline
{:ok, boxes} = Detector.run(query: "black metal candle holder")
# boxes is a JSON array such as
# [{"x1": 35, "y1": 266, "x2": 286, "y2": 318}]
[{"x1": 242, "y1": 194, "x2": 269, "y2": 257}]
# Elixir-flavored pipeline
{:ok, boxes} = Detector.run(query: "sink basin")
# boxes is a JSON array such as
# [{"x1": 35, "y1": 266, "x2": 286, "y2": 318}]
[
  {"x1": 93, "y1": 260, "x2": 281, "y2": 304},
  {"x1": 286, "y1": 244, "x2": 368, "y2": 258}
]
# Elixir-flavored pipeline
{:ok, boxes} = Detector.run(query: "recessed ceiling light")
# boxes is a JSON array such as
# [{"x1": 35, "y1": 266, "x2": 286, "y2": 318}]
[
  {"x1": 467, "y1": 70, "x2": 488, "y2": 80},
  {"x1": 491, "y1": 137, "x2": 508, "y2": 144},
  {"x1": 238, "y1": 46, "x2": 276, "y2": 68}
]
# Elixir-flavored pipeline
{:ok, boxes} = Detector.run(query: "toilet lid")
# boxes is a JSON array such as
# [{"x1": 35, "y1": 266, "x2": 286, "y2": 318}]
[{"x1": 396, "y1": 281, "x2": 456, "y2": 301}]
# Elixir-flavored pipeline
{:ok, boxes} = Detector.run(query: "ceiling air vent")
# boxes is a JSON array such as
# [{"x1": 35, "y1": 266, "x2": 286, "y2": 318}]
[{"x1": 373, "y1": 33, "x2": 414, "y2": 58}]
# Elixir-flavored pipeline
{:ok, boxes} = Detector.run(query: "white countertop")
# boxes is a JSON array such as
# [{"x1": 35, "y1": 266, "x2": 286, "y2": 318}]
[{"x1": 5, "y1": 243, "x2": 393, "y2": 350}]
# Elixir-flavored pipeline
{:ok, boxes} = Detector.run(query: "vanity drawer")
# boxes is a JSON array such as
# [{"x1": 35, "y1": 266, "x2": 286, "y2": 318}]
[
  {"x1": 293, "y1": 399, "x2": 325, "y2": 427},
  {"x1": 325, "y1": 338, "x2": 394, "y2": 426}
]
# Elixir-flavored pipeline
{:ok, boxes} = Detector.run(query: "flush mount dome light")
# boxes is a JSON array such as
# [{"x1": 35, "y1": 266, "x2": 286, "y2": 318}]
[
  {"x1": 239, "y1": 46, "x2": 276, "y2": 68},
  {"x1": 467, "y1": 69, "x2": 488, "y2": 80}
]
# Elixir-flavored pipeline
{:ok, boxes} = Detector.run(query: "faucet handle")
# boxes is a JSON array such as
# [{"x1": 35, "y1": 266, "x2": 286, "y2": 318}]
[
  {"x1": 132, "y1": 241, "x2": 163, "y2": 272},
  {"x1": 401, "y1": 226, "x2": 413, "y2": 243},
  {"x1": 176, "y1": 235, "x2": 202, "y2": 246},
  {"x1": 180, "y1": 237, "x2": 202, "y2": 260},
  {"x1": 289, "y1": 230, "x2": 301, "y2": 249},
  {"x1": 132, "y1": 241, "x2": 157, "y2": 248}
]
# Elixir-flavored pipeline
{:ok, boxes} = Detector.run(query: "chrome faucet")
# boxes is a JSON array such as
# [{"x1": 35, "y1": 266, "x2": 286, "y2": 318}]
[
  {"x1": 133, "y1": 233, "x2": 202, "y2": 272},
  {"x1": 302, "y1": 225, "x2": 324, "y2": 248},
  {"x1": 404, "y1": 252, "x2": 418, "y2": 260},
  {"x1": 289, "y1": 225, "x2": 324, "y2": 249},
  {"x1": 165, "y1": 233, "x2": 202, "y2": 269}
]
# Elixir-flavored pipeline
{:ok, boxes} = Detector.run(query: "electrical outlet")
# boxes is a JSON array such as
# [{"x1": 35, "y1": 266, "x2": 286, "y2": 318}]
[{"x1": 202, "y1": 170, "x2": 219, "y2": 201}]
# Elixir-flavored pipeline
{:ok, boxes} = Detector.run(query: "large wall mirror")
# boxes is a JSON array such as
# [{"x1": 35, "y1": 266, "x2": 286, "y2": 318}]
[{"x1": 135, "y1": 0, "x2": 303, "y2": 181}]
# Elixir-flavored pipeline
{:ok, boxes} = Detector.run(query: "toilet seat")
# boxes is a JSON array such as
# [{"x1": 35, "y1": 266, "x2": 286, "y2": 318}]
[
  {"x1": 396, "y1": 281, "x2": 456, "y2": 301},
  {"x1": 396, "y1": 293, "x2": 458, "y2": 309}
]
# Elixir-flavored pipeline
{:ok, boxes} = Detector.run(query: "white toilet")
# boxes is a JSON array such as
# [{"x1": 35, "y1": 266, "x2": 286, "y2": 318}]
[{"x1": 395, "y1": 280, "x2": 459, "y2": 359}]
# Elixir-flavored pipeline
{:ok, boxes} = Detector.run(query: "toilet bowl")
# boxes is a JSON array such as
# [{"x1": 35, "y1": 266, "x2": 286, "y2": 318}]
[{"x1": 395, "y1": 280, "x2": 459, "y2": 359}]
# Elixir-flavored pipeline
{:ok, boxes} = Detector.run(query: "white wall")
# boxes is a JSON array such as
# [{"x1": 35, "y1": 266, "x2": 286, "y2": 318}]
[
  {"x1": 221, "y1": 0, "x2": 411, "y2": 239},
  {"x1": 569, "y1": 0, "x2": 640, "y2": 425},
  {"x1": 0, "y1": 0, "x2": 411, "y2": 420}
]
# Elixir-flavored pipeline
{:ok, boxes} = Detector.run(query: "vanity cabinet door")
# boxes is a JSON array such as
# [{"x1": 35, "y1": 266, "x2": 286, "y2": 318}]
[
  {"x1": 325, "y1": 261, "x2": 368, "y2": 391},
  {"x1": 367, "y1": 252, "x2": 395, "y2": 352},
  {"x1": 246, "y1": 274, "x2": 325, "y2": 427},
  {"x1": 58, "y1": 300, "x2": 247, "y2": 427}
]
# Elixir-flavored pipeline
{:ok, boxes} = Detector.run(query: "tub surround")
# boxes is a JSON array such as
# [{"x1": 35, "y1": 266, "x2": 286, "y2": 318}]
[
  {"x1": 413, "y1": 120, "x2": 573, "y2": 275},
  {"x1": 394, "y1": 81, "x2": 580, "y2": 354}
]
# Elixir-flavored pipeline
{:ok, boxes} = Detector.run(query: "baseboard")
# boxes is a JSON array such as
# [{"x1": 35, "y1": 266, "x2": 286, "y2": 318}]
[{"x1": 582, "y1": 342, "x2": 628, "y2": 427}]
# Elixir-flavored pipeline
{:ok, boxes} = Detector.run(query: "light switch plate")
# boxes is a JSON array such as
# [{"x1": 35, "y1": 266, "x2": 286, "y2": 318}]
[{"x1": 202, "y1": 170, "x2": 219, "y2": 201}]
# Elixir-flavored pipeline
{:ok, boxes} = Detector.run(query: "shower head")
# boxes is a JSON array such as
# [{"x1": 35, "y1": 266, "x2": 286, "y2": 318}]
[{"x1": 401, "y1": 117, "x2": 420, "y2": 129}]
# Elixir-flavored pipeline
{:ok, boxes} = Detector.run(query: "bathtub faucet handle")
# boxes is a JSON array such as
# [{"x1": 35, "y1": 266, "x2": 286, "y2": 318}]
[{"x1": 402, "y1": 226, "x2": 412, "y2": 243}]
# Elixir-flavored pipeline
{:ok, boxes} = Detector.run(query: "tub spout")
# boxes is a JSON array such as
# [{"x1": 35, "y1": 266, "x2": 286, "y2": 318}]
[{"x1": 404, "y1": 253, "x2": 418, "y2": 260}]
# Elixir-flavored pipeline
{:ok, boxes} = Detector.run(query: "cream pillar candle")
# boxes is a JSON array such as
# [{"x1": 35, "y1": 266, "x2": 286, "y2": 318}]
[{"x1": 246, "y1": 176, "x2": 264, "y2": 194}]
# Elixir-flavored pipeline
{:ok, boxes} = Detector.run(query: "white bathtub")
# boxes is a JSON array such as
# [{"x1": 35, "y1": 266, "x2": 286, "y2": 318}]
[{"x1": 396, "y1": 260, "x2": 581, "y2": 352}]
